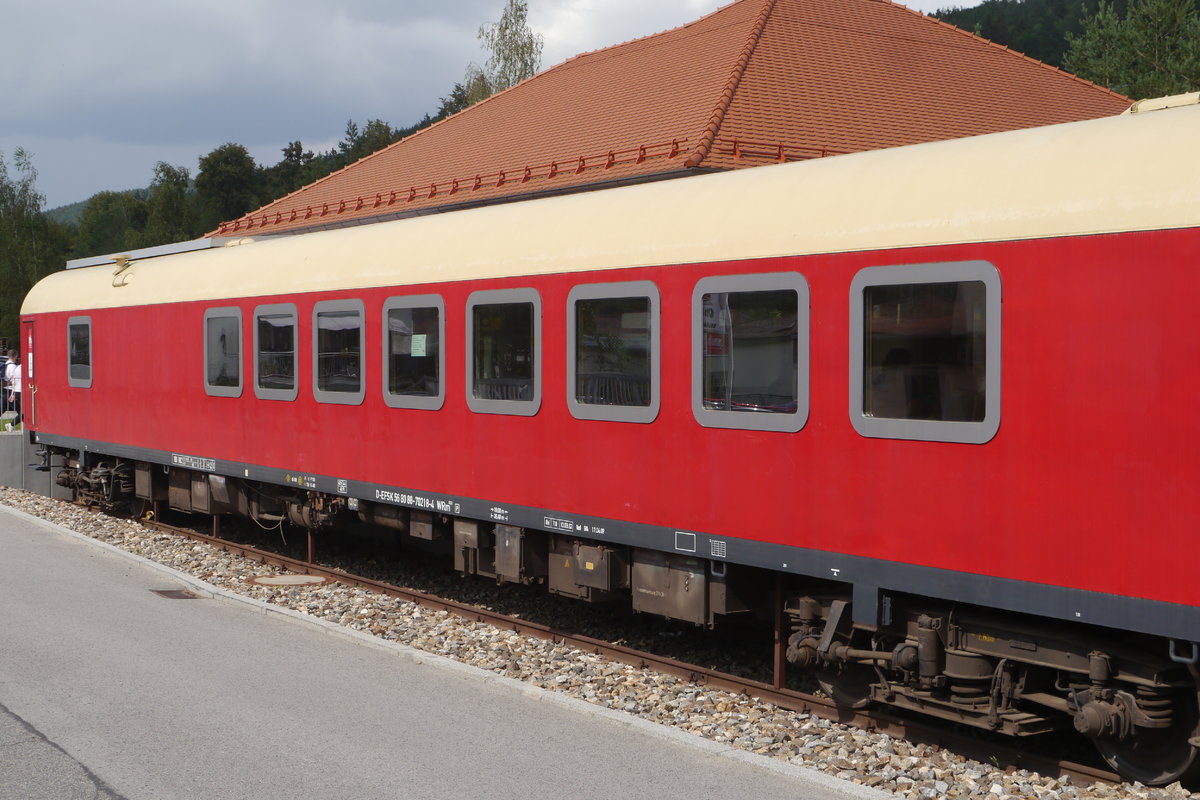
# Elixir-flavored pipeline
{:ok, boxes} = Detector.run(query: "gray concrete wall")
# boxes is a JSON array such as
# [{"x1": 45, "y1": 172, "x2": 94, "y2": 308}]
[
  {"x1": 0, "y1": 431, "x2": 23, "y2": 490},
  {"x1": 0, "y1": 431, "x2": 57, "y2": 497}
]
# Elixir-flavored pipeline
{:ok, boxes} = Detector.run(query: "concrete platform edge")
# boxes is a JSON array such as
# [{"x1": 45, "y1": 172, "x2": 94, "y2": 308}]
[{"x1": 0, "y1": 501, "x2": 887, "y2": 800}]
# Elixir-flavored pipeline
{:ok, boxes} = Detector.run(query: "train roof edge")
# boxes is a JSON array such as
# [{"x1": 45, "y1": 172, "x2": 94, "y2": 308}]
[{"x1": 23, "y1": 101, "x2": 1200, "y2": 315}]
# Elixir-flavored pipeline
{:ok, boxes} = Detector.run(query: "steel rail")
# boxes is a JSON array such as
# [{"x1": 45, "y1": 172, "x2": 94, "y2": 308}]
[{"x1": 139, "y1": 514, "x2": 1119, "y2": 789}]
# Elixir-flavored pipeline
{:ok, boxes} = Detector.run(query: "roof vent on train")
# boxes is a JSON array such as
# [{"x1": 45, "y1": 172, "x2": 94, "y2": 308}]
[
  {"x1": 1124, "y1": 92, "x2": 1200, "y2": 114},
  {"x1": 65, "y1": 235, "x2": 257, "y2": 270}
]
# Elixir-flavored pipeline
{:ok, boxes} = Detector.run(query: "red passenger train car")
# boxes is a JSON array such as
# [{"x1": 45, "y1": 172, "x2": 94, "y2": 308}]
[{"x1": 20, "y1": 95, "x2": 1200, "y2": 783}]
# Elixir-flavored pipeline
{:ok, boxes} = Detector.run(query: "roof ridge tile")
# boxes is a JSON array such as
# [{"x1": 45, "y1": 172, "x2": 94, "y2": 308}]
[{"x1": 687, "y1": 0, "x2": 779, "y2": 168}]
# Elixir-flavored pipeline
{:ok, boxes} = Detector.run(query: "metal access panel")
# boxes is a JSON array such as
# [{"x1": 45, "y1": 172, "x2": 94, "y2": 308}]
[
  {"x1": 168, "y1": 469, "x2": 192, "y2": 512},
  {"x1": 191, "y1": 473, "x2": 210, "y2": 514},
  {"x1": 454, "y1": 519, "x2": 496, "y2": 578},
  {"x1": 707, "y1": 566, "x2": 752, "y2": 617},
  {"x1": 495, "y1": 525, "x2": 521, "y2": 580},
  {"x1": 135, "y1": 461, "x2": 167, "y2": 502},
  {"x1": 548, "y1": 538, "x2": 614, "y2": 602},
  {"x1": 208, "y1": 474, "x2": 232, "y2": 509},
  {"x1": 574, "y1": 544, "x2": 628, "y2": 591},
  {"x1": 495, "y1": 525, "x2": 548, "y2": 584},
  {"x1": 410, "y1": 510, "x2": 434, "y2": 540},
  {"x1": 135, "y1": 462, "x2": 152, "y2": 500},
  {"x1": 453, "y1": 519, "x2": 478, "y2": 574},
  {"x1": 631, "y1": 549, "x2": 708, "y2": 626}
]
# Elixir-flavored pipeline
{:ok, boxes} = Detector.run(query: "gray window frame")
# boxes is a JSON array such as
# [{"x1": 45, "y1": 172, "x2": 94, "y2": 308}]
[
  {"x1": 465, "y1": 288, "x2": 542, "y2": 416},
  {"x1": 252, "y1": 303, "x2": 299, "y2": 402},
  {"x1": 849, "y1": 259, "x2": 1001, "y2": 444},
  {"x1": 203, "y1": 307, "x2": 243, "y2": 398},
  {"x1": 66, "y1": 315, "x2": 92, "y2": 389},
  {"x1": 312, "y1": 299, "x2": 366, "y2": 406},
  {"x1": 691, "y1": 272, "x2": 809, "y2": 432},
  {"x1": 567, "y1": 281, "x2": 660, "y2": 424},
  {"x1": 382, "y1": 294, "x2": 445, "y2": 411}
]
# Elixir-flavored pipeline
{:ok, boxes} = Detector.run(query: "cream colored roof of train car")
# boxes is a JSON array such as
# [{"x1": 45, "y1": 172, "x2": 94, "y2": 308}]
[{"x1": 22, "y1": 100, "x2": 1200, "y2": 315}]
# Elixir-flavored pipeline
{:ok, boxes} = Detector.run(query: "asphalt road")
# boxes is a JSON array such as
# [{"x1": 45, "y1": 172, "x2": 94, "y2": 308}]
[{"x1": 0, "y1": 505, "x2": 884, "y2": 800}]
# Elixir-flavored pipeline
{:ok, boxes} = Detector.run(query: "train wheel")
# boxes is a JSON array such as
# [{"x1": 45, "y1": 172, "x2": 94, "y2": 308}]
[
  {"x1": 1093, "y1": 694, "x2": 1200, "y2": 787},
  {"x1": 817, "y1": 664, "x2": 874, "y2": 710}
]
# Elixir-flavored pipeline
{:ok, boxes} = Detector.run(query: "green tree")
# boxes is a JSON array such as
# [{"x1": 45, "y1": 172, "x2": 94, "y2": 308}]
[
  {"x1": 337, "y1": 120, "x2": 363, "y2": 162},
  {"x1": 136, "y1": 162, "x2": 198, "y2": 247},
  {"x1": 436, "y1": 82, "x2": 474, "y2": 119},
  {"x1": 936, "y1": 0, "x2": 1128, "y2": 68},
  {"x1": 74, "y1": 190, "x2": 149, "y2": 257},
  {"x1": 462, "y1": 63, "x2": 496, "y2": 106},
  {"x1": 338, "y1": 118, "x2": 400, "y2": 164},
  {"x1": 1064, "y1": 0, "x2": 1200, "y2": 97},
  {"x1": 263, "y1": 141, "x2": 314, "y2": 199},
  {"x1": 0, "y1": 149, "x2": 70, "y2": 343},
  {"x1": 455, "y1": 0, "x2": 544, "y2": 112},
  {"x1": 396, "y1": 112, "x2": 436, "y2": 138},
  {"x1": 478, "y1": 0, "x2": 543, "y2": 92},
  {"x1": 290, "y1": 119, "x2": 404, "y2": 191},
  {"x1": 195, "y1": 143, "x2": 262, "y2": 230}
]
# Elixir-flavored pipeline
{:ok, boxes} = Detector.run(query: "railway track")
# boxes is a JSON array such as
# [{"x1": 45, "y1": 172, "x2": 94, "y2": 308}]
[{"x1": 134, "y1": 512, "x2": 1122, "y2": 791}]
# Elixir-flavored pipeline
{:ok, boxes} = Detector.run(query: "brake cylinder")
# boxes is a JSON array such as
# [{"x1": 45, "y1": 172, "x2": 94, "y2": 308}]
[{"x1": 917, "y1": 615, "x2": 944, "y2": 686}]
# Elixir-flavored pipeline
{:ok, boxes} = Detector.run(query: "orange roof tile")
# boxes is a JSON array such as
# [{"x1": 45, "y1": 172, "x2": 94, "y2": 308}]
[{"x1": 216, "y1": 0, "x2": 1128, "y2": 237}]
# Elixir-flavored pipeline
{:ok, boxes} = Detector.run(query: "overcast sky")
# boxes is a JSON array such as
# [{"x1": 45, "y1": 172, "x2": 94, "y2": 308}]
[{"x1": 2, "y1": 0, "x2": 975, "y2": 209}]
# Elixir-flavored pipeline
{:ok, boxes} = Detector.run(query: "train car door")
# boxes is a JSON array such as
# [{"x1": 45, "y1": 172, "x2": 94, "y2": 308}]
[{"x1": 20, "y1": 318, "x2": 34, "y2": 428}]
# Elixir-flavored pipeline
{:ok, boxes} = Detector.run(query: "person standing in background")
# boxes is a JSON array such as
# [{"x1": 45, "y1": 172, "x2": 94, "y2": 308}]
[
  {"x1": 0, "y1": 351, "x2": 8, "y2": 415},
  {"x1": 5, "y1": 351, "x2": 20, "y2": 427}
]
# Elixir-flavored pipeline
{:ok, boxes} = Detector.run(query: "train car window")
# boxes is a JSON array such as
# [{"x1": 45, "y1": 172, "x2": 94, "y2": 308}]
[
  {"x1": 66, "y1": 316, "x2": 92, "y2": 389},
  {"x1": 465, "y1": 288, "x2": 541, "y2": 416},
  {"x1": 382, "y1": 295, "x2": 445, "y2": 411},
  {"x1": 252, "y1": 303, "x2": 298, "y2": 402},
  {"x1": 203, "y1": 308, "x2": 242, "y2": 398},
  {"x1": 691, "y1": 273, "x2": 809, "y2": 432},
  {"x1": 850, "y1": 260, "x2": 1001, "y2": 444},
  {"x1": 567, "y1": 281, "x2": 660, "y2": 423},
  {"x1": 313, "y1": 299, "x2": 366, "y2": 406}
]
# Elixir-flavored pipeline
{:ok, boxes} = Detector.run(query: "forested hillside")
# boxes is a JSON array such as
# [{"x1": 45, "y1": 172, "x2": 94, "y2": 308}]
[{"x1": 934, "y1": 0, "x2": 1127, "y2": 66}]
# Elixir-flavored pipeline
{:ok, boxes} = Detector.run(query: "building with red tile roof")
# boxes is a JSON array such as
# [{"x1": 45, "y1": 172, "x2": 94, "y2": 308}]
[{"x1": 215, "y1": 0, "x2": 1129, "y2": 237}]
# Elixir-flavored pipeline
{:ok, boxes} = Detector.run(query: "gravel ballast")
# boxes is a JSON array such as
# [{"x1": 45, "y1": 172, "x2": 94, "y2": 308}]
[{"x1": 1, "y1": 487, "x2": 1195, "y2": 800}]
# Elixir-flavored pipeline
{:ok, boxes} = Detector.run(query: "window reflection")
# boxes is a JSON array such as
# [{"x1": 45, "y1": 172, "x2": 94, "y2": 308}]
[
  {"x1": 387, "y1": 306, "x2": 440, "y2": 397},
  {"x1": 69, "y1": 323, "x2": 91, "y2": 381},
  {"x1": 701, "y1": 289, "x2": 798, "y2": 414},
  {"x1": 862, "y1": 281, "x2": 986, "y2": 422},
  {"x1": 205, "y1": 316, "x2": 239, "y2": 388},
  {"x1": 574, "y1": 296, "x2": 650, "y2": 407},
  {"x1": 472, "y1": 302, "x2": 533, "y2": 400},
  {"x1": 316, "y1": 310, "x2": 361, "y2": 394},
  {"x1": 257, "y1": 314, "x2": 295, "y2": 391}
]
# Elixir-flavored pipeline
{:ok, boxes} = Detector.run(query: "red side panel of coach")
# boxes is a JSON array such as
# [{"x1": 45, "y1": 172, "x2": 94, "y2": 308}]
[{"x1": 23, "y1": 225, "x2": 1200, "y2": 609}]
